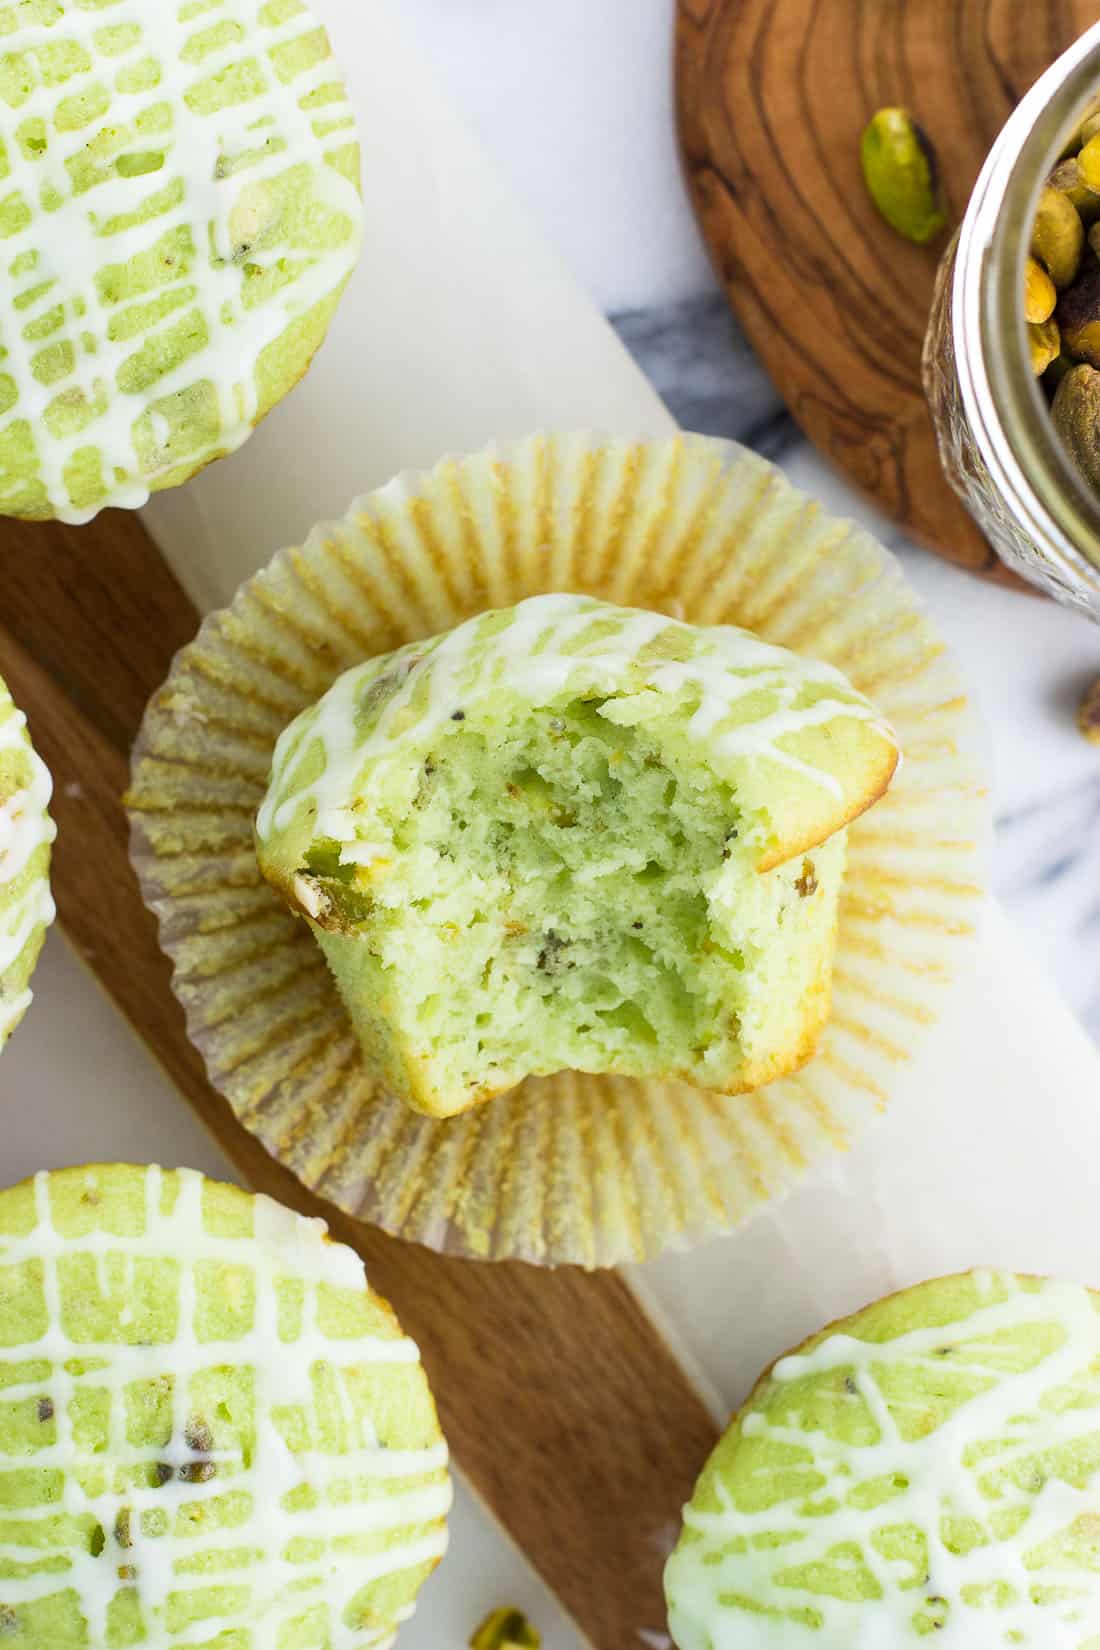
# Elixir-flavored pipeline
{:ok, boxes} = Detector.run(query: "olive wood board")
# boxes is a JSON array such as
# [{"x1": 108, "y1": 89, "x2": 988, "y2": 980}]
[
  {"x1": 0, "y1": 509, "x2": 719, "y2": 1650},
  {"x1": 675, "y1": 0, "x2": 1100, "y2": 585}
]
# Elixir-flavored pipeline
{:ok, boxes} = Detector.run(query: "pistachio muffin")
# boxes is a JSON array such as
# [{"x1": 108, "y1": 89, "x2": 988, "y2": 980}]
[
  {"x1": 0, "y1": 0, "x2": 362, "y2": 523},
  {"x1": 0, "y1": 1164, "x2": 451, "y2": 1648},
  {"x1": 0, "y1": 675, "x2": 54, "y2": 1049},
  {"x1": 256, "y1": 593, "x2": 897, "y2": 1118},
  {"x1": 666, "y1": 1272, "x2": 1100, "y2": 1648}
]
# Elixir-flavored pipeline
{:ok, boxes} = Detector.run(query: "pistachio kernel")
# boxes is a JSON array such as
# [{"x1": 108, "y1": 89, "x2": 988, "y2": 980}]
[
  {"x1": 860, "y1": 107, "x2": 946, "y2": 243},
  {"x1": 469, "y1": 1607, "x2": 541, "y2": 1650},
  {"x1": 1077, "y1": 676, "x2": 1100, "y2": 745},
  {"x1": 180, "y1": 1419, "x2": 216, "y2": 1483},
  {"x1": 1052, "y1": 364, "x2": 1100, "y2": 489},
  {"x1": 794, "y1": 858, "x2": 819, "y2": 898},
  {"x1": 1024, "y1": 256, "x2": 1057, "y2": 324},
  {"x1": 1079, "y1": 132, "x2": 1100, "y2": 196},
  {"x1": 1028, "y1": 316, "x2": 1061, "y2": 376},
  {"x1": 1048, "y1": 157, "x2": 1100, "y2": 221},
  {"x1": 1032, "y1": 185, "x2": 1085, "y2": 288}
]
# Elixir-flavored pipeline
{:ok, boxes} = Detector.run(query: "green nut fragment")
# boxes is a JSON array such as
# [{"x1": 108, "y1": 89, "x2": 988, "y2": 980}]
[
  {"x1": 1057, "y1": 257, "x2": 1100, "y2": 366},
  {"x1": 860, "y1": 107, "x2": 946, "y2": 244},
  {"x1": 1025, "y1": 255, "x2": 1057, "y2": 323},
  {"x1": 1078, "y1": 675, "x2": 1100, "y2": 744},
  {"x1": 1049, "y1": 157, "x2": 1100, "y2": 221},
  {"x1": 1031, "y1": 186, "x2": 1085, "y2": 288},
  {"x1": 1052, "y1": 363, "x2": 1100, "y2": 489},
  {"x1": 470, "y1": 1607, "x2": 541, "y2": 1650},
  {"x1": 1029, "y1": 316, "x2": 1061, "y2": 375}
]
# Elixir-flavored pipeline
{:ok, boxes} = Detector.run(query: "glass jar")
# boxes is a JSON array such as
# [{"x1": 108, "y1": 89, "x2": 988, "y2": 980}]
[{"x1": 924, "y1": 22, "x2": 1100, "y2": 619}]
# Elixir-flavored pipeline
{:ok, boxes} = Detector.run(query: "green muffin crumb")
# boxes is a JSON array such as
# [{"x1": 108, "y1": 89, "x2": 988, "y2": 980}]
[{"x1": 257, "y1": 595, "x2": 896, "y2": 1117}]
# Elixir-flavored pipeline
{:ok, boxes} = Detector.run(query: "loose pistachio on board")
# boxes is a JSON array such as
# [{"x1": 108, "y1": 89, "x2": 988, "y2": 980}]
[
  {"x1": 860, "y1": 108, "x2": 947, "y2": 244},
  {"x1": 469, "y1": 1607, "x2": 541, "y2": 1650},
  {"x1": 1078, "y1": 675, "x2": 1100, "y2": 744}
]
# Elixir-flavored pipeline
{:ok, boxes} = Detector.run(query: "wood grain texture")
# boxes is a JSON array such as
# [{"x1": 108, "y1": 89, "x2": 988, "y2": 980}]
[
  {"x1": 676, "y1": 0, "x2": 1100, "y2": 582},
  {"x1": 0, "y1": 513, "x2": 719, "y2": 1650}
]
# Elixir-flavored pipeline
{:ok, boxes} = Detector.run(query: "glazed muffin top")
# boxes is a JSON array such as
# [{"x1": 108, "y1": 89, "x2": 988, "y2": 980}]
[
  {"x1": 0, "y1": 1164, "x2": 450, "y2": 1647},
  {"x1": 0, "y1": 0, "x2": 363, "y2": 523},
  {"x1": 666, "y1": 1271, "x2": 1100, "y2": 1649},
  {"x1": 256, "y1": 593, "x2": 898, "y2": 891}
]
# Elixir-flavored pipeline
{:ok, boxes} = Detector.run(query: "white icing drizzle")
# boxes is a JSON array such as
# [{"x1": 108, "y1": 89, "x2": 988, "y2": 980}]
[
  {"x1": 0, "y1": 694, "x2": 55, "y2": 1044},
  {"x1": 666, "y1": 1274, "x2": 1100, "y2": 1649},
  {"x1": 0, "y1": 0, "x2": 363, "y2": 522},
  {"x1": 256, "y1": 592, "x2": 896, "y2": 856},
  {"x1": 0, "y1": 1166, "x2": 451, "y2": 1648}
]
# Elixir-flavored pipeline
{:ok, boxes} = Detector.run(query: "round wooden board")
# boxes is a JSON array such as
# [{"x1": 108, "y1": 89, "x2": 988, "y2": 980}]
[{"x1": 676, "y1": 0, "x2": 1100, "y2": 584}]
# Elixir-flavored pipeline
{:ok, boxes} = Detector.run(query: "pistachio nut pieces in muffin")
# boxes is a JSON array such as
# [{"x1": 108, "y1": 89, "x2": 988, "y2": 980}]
[
  {"x1": 0, "y1": 1164, "x2": 451, "y2": 1648},
  {"x1": 255, "y1": 593, "x2": 898, "y2": 1119},
  {"x1": 0, "y1": 673, "x2": 54, "y2": 1049},
  {"x1": 665, "y1": 1272, "x2": 1100, "y2": 1649},
  {"x1": 0, "y1": 0, "x2": 363, "y2": 523}
]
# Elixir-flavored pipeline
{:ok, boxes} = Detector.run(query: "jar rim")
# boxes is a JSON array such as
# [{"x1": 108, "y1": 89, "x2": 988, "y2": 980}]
[{"x1": 953, "y1": 20, "x2": 1100, "y2": 601}]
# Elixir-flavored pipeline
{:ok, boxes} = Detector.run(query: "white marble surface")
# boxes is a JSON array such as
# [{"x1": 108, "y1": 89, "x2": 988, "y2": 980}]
[{"x1": 401, "y1": 0, "x2": 1100, "y2": 1047}]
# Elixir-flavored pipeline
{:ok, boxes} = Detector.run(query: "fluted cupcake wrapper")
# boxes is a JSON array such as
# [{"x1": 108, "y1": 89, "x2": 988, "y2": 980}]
[{"x1": 128, "y1": 432, "x2": 987, "y2": 1267}]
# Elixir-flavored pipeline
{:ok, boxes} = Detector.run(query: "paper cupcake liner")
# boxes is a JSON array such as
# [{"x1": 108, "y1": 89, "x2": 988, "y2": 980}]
[{"x1": 128, "y1": 433, "x2": 987, "y2": 1267}]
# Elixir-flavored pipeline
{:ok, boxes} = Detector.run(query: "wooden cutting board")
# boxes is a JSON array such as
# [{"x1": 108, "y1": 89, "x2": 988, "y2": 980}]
[
  {"x1": 675, "y1": 0, "x2": 1100, "y2": 584},
  {"x1": 0, "y1": 511, "x2": 719, "y2": 1650}
]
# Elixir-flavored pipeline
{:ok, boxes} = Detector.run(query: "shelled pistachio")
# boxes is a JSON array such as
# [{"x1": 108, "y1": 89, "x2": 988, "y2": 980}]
[
  {"x1": 1079, "y1": 132, "x2": 1100, "y2": 194},
  {"x1": 1052, "y1": 364, "x2": 1100, "y2": 489},
  {"x1": 1032, "y1": 185, "x2": 1084, "y2": 289},
  {"x1": 860, "y1": 108, "x2": 946, "y2": 243},
  {"x1": 470, "y1": 1608, "x2": 541, "y2": 1650},
  {"x1": 1025, "y1": 256, "x2": 1057, "y2": 323},
  {"x1": 1078, "y1": 674, "x2": 1100, "y2": 744},
  {"x1": 1049, "y1": 157, "x2": 1100, "y2": 220},
  {"x1": 1029, "y1": 316, "x2": 1062, "y2": 374}
]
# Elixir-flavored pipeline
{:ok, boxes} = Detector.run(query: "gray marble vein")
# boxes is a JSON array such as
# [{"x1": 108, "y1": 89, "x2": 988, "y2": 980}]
[{"x1": 612, "y1": 292, "x2": 800, "y2": 459}]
